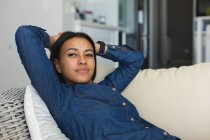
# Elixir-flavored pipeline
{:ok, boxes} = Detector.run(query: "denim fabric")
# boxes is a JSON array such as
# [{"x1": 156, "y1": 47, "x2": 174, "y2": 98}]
[{"x1": 15, "y1": 25, "x2": 180, "y2": 140}]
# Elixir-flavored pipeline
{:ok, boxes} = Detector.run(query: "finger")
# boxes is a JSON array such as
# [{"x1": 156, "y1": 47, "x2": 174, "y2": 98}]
[{"x1": 57, "y1": 32, "x2": 63, "y2": 35}]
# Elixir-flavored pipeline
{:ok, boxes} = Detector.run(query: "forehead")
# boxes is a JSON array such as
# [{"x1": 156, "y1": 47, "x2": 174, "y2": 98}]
[{"x1": 62, "y1": 37, "x2": 93, "y2": 51}]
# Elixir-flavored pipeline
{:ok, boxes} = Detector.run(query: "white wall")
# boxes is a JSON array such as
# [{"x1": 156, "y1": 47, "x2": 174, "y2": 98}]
[{"x1": 0, "y1": 0, "x2": 64, "y2": 91}]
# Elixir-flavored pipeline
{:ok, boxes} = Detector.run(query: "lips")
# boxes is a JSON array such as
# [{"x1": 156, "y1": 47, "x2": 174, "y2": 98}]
[{"x1": 76, "y1": 68, "x2": 89, "y2": 74}]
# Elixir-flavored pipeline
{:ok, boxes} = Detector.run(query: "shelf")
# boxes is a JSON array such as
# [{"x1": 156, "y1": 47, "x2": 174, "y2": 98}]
[
  {"x1": 74, "y1": 20, "x2": 127, "y2": 32},
  {"x1": 69, "y1": 19, "x2": 127, "y2": 45},
  {"x1": 195, "y1": 16, "x2": 210, "y2": 20}
]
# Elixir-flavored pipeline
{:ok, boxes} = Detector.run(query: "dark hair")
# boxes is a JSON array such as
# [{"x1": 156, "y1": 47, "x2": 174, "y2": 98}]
[{"x1": 50, "y1": 31, "x2": 97, "y2": 83}]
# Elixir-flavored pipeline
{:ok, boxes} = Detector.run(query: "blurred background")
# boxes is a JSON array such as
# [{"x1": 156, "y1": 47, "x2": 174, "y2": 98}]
[{"x1": 0, "y1": 0, "x2": 209, "y2": 90}]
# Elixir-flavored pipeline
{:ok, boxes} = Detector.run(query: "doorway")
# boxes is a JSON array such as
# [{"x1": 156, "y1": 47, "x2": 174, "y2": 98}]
[{"x1": 119, "y1": 0, "x2": 193, "y2": 68}]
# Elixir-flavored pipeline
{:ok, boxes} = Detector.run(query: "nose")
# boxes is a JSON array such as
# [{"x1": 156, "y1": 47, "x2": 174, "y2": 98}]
[{"x1": 78, "y1": 55, "x2": 87, "y2": 65}]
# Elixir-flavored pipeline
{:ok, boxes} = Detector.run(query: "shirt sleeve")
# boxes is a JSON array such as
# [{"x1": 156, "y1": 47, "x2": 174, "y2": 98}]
[
  {"x1": 15, "y1": 25, "x2": 72, "y2": 115},
  {"x1": 98, "y1": 44, "x2": 144, "y2": 93}
]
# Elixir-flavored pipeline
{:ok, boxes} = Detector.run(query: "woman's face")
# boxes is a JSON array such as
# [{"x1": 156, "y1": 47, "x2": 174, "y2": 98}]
[{"x1": 54, "y1": 37, "x2": 95, "y2": 84}]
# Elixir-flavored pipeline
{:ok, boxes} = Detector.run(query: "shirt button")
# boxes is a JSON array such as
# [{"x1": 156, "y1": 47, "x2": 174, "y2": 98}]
[
  {"x1": 145, "y1": 126, "x2": 149, "y2": 129},
  {"x1": 112, "y1": 88, "x2": 116, "y2": 91},
  {"x1": 122, "y1": 102, "x2": 126, "y2": 106},
  {"x1": 130, "y1": 117, "x2": 135, "y2": 122},
  {"x1": 163, "y1": 131, "x2": 168, "y2": 136}
]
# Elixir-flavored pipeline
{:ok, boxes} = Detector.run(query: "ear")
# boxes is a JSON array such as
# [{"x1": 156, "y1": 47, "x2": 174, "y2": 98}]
[{"x1": 54, "y1": 59, "x2": 62, "y2": 73}]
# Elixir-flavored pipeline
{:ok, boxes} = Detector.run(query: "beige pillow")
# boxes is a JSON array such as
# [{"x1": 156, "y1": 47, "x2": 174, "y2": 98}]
[{"x1": 123, "y1": 63, "x2": 210, "y2": 140}]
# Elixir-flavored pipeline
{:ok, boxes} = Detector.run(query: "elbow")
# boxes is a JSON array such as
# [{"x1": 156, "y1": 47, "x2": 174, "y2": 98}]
[
  {"x1": 15, "y1": 25, "x2": 30, "y2": 38},
  {"x1": 15, "y1": 25, "x2": 39, "y2": 57},
  {"x1": 15, "y1": 25, "x2": 32, "y2": 47},
  {"x1": 135, "y1": 51, "x2": 145, "y2": 69}
]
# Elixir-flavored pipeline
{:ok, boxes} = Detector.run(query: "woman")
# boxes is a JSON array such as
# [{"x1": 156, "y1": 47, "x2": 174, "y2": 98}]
[{"x1": 15, "y1": 25, "x2": 180, "y2": 140}]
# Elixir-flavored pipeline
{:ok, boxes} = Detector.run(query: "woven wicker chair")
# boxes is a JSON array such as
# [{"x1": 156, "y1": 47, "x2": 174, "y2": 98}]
[{"x1": 0, "y1": 88, "x2": 31, "y2": 140}]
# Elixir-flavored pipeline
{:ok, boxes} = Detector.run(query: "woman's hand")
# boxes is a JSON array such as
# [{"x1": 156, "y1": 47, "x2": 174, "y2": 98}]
[{"x1": 49, "y1": 32, "x2": 62, "y2": 51}]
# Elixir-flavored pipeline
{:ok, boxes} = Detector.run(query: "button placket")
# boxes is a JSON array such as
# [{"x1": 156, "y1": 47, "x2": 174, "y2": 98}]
[
  {"x1": 130, "y1": 117, "x2": 135, "y2": 122},
  {"x1": 122, "y1": 102, "x2": 126, "y2": 106},
  {"x1": 112, "y1": 87, "x2": 116, "y2": 91},
  {"x1": 163, "y1": 131, "x2": 168, "y2": 136},
  {"x1": 115, "y1": 89, "x2": 134, "y2": 123}
]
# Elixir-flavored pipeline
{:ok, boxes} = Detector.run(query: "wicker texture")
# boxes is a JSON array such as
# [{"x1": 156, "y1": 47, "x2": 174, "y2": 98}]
[{"x1": 0, "y1": 88, "x2": 31, "y2": 140}]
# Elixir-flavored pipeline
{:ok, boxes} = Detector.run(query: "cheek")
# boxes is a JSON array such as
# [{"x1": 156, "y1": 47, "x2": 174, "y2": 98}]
[
  {"x1": 61, "y1": 60, "x2": 77, "y2": 72},
  {"x1": 88, "y1": 59, "x2": 96, "y2": 68}
]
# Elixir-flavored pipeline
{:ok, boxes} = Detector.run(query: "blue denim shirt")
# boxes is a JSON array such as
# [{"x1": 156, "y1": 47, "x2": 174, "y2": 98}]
[{"x1": 15, "y1": 26, "x2": 180, "y2": 140}]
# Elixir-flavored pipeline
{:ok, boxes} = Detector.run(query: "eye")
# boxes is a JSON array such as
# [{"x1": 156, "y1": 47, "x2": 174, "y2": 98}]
[
  {"x1": 86, "y1": 53, "x2": 94, "y2": 58},
  {"x1": 68, "y1": 53, "x2": 77, "y2": 58}
]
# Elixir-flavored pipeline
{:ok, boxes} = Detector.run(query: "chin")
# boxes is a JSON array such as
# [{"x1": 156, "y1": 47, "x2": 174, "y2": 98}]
[
  {"x1": 65, "y1": 78, "x2": 92, "y2": 84},
  {"x1": 79, "y1": 80, "x2": 92, "y2": 84},
  {"x1": 75, "y1": 78, "x2": 92, "y2": 84}
]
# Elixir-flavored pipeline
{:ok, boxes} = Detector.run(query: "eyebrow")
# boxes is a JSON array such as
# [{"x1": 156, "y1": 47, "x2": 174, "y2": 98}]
[{"x1": 66, "y1": 48, "x2": 93, "y2": 53}]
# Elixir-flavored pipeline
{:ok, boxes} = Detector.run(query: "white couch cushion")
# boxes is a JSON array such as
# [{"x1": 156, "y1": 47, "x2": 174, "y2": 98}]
[
  {"x1": 24, "y1": 84, "x2": 70, "y2": 140},
  {"x1": 122, "y1": 63, "x2": 210, "y2": 140}
]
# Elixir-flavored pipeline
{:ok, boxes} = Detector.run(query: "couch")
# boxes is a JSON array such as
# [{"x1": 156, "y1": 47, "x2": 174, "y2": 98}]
[
  {"x1": 1, "y1": 62, "x2": 210, "y2": 140},
  {"x1": 122, "y1": 62, "x2": 210, "y2": 140}
]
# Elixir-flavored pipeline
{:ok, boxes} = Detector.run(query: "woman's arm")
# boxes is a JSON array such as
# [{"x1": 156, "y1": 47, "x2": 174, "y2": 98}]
[
  {"x1": 97, "y1": 43, "x2": 144, "y2": 93},
  {"x1": 15, "y1": 25, "x2": 70, "y2": 114}
]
